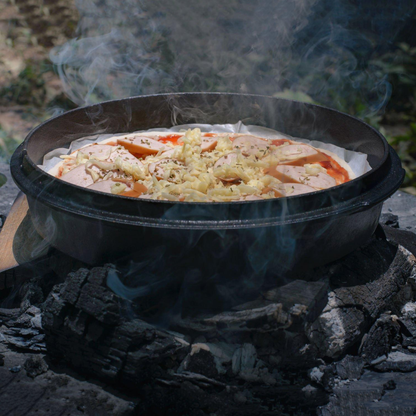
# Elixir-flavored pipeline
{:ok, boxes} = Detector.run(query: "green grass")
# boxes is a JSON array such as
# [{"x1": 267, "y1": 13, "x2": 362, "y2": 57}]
[{"x1": 0, "y1": 125, "x2": 22, "y2": 164}]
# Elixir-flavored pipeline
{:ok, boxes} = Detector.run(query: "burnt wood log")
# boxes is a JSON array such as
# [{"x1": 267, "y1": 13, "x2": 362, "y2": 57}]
[
  {"x1": 319, "y1": 370, "x2": 416, "y2": 416},
  {"x1": 0, "y1": 305, "x2": 45, "y2": 352},
  {"x1": 43, "y1": 265, "x2": 190, "y2": 388},
  {"x1": 306, "y1": 245, "x2": 416, "y2": 358},
  {"x1": 0, "y1": 343, "x2": 135, "y2": 416},
  {"x1": 359, "y1": 313, "x2": 401, "y2": 362},
  {"x1": 42, "y1": 265, "x2": 327, "y2": 415},
  {"x1": 0, "y1": 190, "x2": 412, "y2": 415}
]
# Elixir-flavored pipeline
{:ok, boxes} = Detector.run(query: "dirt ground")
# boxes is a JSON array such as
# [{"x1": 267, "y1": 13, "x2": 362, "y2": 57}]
[{"x1": 0, "y1": 0, "x2": 78, "y2": 162}]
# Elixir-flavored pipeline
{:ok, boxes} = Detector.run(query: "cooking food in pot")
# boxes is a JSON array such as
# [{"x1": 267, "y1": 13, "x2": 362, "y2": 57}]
[{"x1": 50, "y1": 128, "x2": 355, "y2": 202}]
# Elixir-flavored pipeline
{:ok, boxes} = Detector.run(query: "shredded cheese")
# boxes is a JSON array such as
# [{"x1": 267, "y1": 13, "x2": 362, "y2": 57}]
[{"x1": 56, "y1": 128, "x2": 349, "y2": 201}]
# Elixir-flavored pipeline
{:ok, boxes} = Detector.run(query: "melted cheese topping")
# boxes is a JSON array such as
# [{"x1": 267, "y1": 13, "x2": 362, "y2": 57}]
[{"x1": 52, "y1": 128, "x2": 353, "y2": 202}]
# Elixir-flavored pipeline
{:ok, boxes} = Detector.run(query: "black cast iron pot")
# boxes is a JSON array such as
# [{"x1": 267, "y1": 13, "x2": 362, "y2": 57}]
[{"x1": 10, "y1": 93, "x2": 404, "y2": 296}]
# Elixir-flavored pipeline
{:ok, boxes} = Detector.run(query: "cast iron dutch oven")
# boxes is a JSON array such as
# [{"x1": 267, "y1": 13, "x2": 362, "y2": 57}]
[{"x1": 10, "y1": 93, "x2": 404, "y2": 281}]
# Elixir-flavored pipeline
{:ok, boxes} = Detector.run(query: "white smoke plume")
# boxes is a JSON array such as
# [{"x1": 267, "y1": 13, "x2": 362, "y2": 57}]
[{"x1": 50, "y1": 0, "x2": 415, "y2": 115}]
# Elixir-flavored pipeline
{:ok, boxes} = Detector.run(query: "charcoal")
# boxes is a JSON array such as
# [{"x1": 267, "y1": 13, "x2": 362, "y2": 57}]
[
  {"x1": 335, "y1": 355, "x2": 364, "y2": 380},
  {"x1": 327, "y1": 245, "x2": 414, "y2": 319},
  {"x1": 0, "y1": 308, "x2": 20, "y2": 326},
  {"x1": 263, "y1": 279, "x2": 329, "y2": 322},
  {"x1": 231, "y1": 343, "x2": 257, "y2": 375},
  {"x1": 24, "y1": 355, "x2": 48, "y2": 378},
  {"x1": 19, "y1": 280, "x2": 45, "y2": 306},
  {"x1": 319, "y1": 370, "x2": 416, "y2": 415},
  {"x1": 398, "y1": 317, "x2": 416, "y2": 347},
  {"x1": 373, "y1": 351, "x2": 416, "y2": 372},
  {"x1": 313, "y1": 236, "x2": 397, "y2": 288},
  {"x1": 204, "y1": 303, "x2": 289, "y2": 330},
  {"x1": 306, "y1": 307, "x2": 366, "y2": 358},
  {"x1": 1, "y1": 191, "x2": 416, "y2": 415},
  {"x1": 179, "y1": 342, "x2": 236, "y2": 377},
  {"x1": 172, "y1": 371, "x2": 229, "y2": 388},
  {"x1": 0, "y1": 344, "x2": 135, "y2": 416},
  {"x1": 359, "y1": 313, "x2": 401, "y2": 362},
  {"x1": 0, "y1": 304, "x2": 46, "y2": 352},
  {"x1": 43, "y1": 265, "x2": 190, "y2": 389},
  {"x1": 383, "y1": 379, "x2": 396, "y2": 391},
  {"x1": 181, "y1": 347, "x2": 219, "y2": 378},
  {"x1": 309, "y1": 364, "x2": 336, "y2": 391},
  {"x1": 380, "y1": 213, "x2": 400, "y2": 228},
  {"x1": 383, "y1": 226, "x2": 416, "y2": 257},
  {"x1": 307, "y1": 245, "x2": 416, "y2": 358},
  {"x1": 401, "y1": 302, "x2": 416, "y2": 319}
]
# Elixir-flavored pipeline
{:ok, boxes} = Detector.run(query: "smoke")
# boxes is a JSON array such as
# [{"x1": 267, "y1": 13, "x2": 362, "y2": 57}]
[{"x1": 50, "y1": 0, "x2": 414, "y2": 116}]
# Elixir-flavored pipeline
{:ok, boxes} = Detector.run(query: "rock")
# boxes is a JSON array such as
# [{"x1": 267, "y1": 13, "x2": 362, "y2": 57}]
[
  {"x1": 24, "y1": 355, "x2": 48, "y2": 378},
  {"x1": 380, "y1": 213, "x2": 399, "y2": 228},
  {"x1": 0, "y1": 162, "x2": 20, "y2": 218},
  {"x1": 359, "y1": 314, "x2": 401, "y2": 362},
  {"x1": 373, "y1": 351, "x2": 416, "y2": 372},
  {"x1": 382, "y1": 191, "x2": 416, "y2": 235},
  {"x1": 335, "y1": 355, "x2": 364, "y2": 380}
]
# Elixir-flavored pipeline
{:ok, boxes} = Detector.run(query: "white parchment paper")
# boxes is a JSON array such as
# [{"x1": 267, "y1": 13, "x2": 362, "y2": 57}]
[{"x1": 40, "y1": 122, "x2": 371, "y2": 177}]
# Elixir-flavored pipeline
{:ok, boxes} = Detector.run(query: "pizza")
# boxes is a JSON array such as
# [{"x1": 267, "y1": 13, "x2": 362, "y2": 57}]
[{"x1": 49, "y1": 128, "x2": 355, "y2": 202}]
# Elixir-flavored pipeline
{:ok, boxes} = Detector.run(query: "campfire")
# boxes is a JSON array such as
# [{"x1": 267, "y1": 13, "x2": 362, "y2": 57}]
[{"x1": 2, "y1": 144, "x2": 416, "y2": 414}]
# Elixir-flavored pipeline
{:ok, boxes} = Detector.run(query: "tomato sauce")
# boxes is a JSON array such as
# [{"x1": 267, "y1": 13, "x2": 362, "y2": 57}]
[
  {"x1": 318, "y1": 159, "x2": 349, "y2": 185},
  {"x1": 158, "y1": 134, "x2": 182, "y2": 145},
  {"x1": 271, "y1": 139, "x2": 292, "y2": 146},
  {"x1": 120, "y1": 190, "x2": 141, "y2": 198},
  {"x1": 120, "y1": 182, "x2": 147, "y2": 198},
  {"x1": 131, "y1": 152, "x2": 146, "y2": 160},
  {"x1": 266, "y1": 151, "x2": 350, "y2": 185}
]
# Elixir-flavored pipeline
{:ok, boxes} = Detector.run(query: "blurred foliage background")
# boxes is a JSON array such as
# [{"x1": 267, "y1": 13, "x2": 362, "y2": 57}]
[{"x1": 1, "y1": 0, "x2": 416, "y2": 193}]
